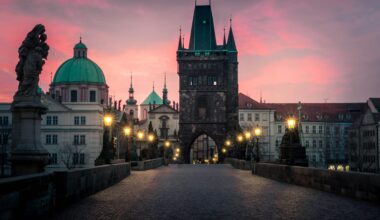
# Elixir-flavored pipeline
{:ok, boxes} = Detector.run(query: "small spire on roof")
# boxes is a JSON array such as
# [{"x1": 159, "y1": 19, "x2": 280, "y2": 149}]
[
  {"x1": 130, "y1": 72, "x2": 133, "y2": 88},
  {"x1": 178, "y1": 26, "x2": 183, "y2": 50},
  {"x1": 223, "y1": 26, "x2": 227, "y2": 47},
  {"x1": 153, "y1": 81, "x2": 155, "y2": 91},
  {"x1": 182, "y1": 34, "x2": 185, "y2": 49},
  {"x1": 164, "y1": 72, "x2": 167, "y2": 88},
  {"x1": 80, "y1": 35, "x2": 82, "y2": 43}
]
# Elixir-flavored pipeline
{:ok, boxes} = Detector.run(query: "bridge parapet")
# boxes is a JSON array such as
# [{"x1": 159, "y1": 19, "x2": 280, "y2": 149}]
[
  {"x1": 224, "y1": 158, "x2": 251, "y2": 170},
  {"x1": 252, "y1": 162, "x2": 380, "y2": 203},
  {"x1": 131, "y1": 158, "x2": 164, "y2": 171},
  {"x1": 0, "y1": 162, "x2": 131, "y2": 219}
]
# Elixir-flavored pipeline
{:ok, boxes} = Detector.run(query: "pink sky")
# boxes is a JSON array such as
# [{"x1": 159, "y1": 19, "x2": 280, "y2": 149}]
[{"x1": 1, "y1": 0, "x2": 380, "y2": 104}]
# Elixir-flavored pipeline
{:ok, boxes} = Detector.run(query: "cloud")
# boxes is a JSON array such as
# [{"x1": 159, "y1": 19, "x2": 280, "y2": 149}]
[{"x1": 1, "y1": 0, "x2": 380, "y2": 104}]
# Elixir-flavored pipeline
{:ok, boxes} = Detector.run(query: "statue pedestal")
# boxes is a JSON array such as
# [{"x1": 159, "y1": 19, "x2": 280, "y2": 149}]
[
  {"x1": 11, "y1": 96, "x2": 50, "y2": 176},
  {"x1": 279, "y1": 143, "x2": 308, "y2": 167}
]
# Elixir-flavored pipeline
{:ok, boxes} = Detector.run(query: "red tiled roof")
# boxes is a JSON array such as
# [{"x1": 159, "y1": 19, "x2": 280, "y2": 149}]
[{"x1": 238, "y1": 93, "x2": 366, "y2": 122}]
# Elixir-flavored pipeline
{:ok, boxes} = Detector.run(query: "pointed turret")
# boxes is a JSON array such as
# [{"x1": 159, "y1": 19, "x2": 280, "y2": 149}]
[
  {"x1": 189, "y1": 4, "x2": 217, "y2": 50},
  {"x1": 223, "y1": 27, "x2": 227, "y2": 48},
  {"x1": 126, "y1": 73, "x2": 137, "y2": 105},
  {"x1": 227, "y1": 18, "x2": 237, "y2": 52},
  {"x1": 162, "y1": 73, "x2": 170, "y2": 105},
  {"x1": 177, "y1": 27, "x2": 183, "y2": 51}
]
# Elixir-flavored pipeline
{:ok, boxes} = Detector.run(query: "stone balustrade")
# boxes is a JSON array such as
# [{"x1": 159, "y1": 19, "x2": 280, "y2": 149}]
[
  {"x1": 224, "y1": 158, "x2": 251, "y2": 170},
  {"x1": 131, "y1": 158, "x2": 164, "y2": 171},
  {"x1": 252, "y1": 162, "x2": 380, "y2": 202},
  {"x1": 0, "y1": 162, "x2": 131, "y2": 219}
]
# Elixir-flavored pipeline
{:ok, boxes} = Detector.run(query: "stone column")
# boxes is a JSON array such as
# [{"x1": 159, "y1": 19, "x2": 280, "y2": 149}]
[{"x1": 11, "y1": 96, "x2": 50, "y2": 176}]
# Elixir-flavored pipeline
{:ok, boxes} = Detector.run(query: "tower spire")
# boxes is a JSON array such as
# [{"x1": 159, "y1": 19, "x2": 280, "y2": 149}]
[
  {"x1": 127, "y1": 72, "x2": 137, "y2": 105},
  {"x1": 223, "y1": 26, "x2": 227, "y2": 48},
  {"x1": 178, "y1": 26, "x2": 183, "y2": 50},
  {"x1": 227, "y1": 15, "x2": 237, "y2": 52},
  {"x1": 153, "y1": 81, "x2": 155, "y2": 91},
  {"x1": 162, "y1": 72, "x2": 169, "y2": 105}
]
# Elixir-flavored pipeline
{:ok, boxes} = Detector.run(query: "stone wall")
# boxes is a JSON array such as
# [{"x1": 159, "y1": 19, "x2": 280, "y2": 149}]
[
  {"x1": 54, "y1": 162, "x2": 131, "y2": 206},
  {"x1": 132, "y1": 158, "x2": 163, "y2": 171},
  {"x1": 0, "y1": 162, "x2": 131, "y2": 219},
  {"x1": 224, "y1": 158, "x2": 251, "y2": 170},
  {"x1": 252, "y1": 162, "x2": 380, "y2": 202}
]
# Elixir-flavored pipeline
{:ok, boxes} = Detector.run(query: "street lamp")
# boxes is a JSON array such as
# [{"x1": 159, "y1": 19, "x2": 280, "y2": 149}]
[
  {"x1": 222, "y1": 148, "x2": 227, "y2": 154},
  {"x1": 244, "y1": 131, "x2": 252, "y2": 160},
  {"x1": 236, "y1": 134, "x2": 244, "y2": 143},
  {"x1": 163, "y1": 140, "x2": 171, "y2": 165},
  {"x1": 137, "y1": 130, "x2": 144, "y2": 161},
  {"x1": 225, "y1": 140, "x2": 231, "y2": 147},
  {"x1": 148, "y1": 134, "x2": 155, "y2": 142},
  {"x1": 104, "y1": 115, "x2": 113, "y2": 127},
  {"x1": 287, "y1": 118, "x2": 296, "y2": 130},
  {"x1": 123, "y1": 126, "x2": 132, "y2": 161},
  {"x1": 253, "y1": 125, "x2": 262, "y2": 162},
  {"x1": 124, "y1": 126, "x2": 132, "y2": 136}
]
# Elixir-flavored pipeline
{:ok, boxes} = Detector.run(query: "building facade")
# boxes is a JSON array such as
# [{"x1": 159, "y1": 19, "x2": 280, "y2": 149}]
[
  {"x1": 238, "y1": 93, "x2": 365, "y2": 168},
  {"x1": 349, "y1": 98, "x2": 380, "y2": 174}
]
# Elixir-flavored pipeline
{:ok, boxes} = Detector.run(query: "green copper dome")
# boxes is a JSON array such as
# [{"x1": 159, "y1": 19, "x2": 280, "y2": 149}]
[
  {"x1": 52, "y1": 39, "x2": 106, "y2": 85},
  {"x1": 142, "y1": 90, "x2": 163, "y2": 105}
]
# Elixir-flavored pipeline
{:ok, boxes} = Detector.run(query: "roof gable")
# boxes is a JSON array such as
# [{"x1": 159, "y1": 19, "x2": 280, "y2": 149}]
[{"x1": 142, "y1": 91, "x2": 163, "y2": 105}]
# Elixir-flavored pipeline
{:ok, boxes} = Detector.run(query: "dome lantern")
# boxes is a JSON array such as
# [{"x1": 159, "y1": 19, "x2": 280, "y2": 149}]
[{"x1": 74, "y1": 37, "x2": 88, "y2": 58}]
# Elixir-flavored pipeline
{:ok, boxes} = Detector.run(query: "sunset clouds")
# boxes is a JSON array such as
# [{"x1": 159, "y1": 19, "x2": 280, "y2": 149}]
[{"x1": 1, "y1": 0, "x2": 379, "y2": 103}]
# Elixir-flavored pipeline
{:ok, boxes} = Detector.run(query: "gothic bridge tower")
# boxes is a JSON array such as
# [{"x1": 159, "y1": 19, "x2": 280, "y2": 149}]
[{"x1": 177, "y1": 3, "x2": 239, "y2": 163}]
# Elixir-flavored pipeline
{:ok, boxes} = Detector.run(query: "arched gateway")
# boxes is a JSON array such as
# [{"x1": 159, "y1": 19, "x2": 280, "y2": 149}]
[{"x1": 177, "y1": 3, "x2": 239, "y2": 163}]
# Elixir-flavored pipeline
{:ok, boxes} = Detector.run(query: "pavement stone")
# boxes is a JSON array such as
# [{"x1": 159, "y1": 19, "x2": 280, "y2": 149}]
[{"x1": 51, "y1": 164, "x2": 380, "y2": 220}]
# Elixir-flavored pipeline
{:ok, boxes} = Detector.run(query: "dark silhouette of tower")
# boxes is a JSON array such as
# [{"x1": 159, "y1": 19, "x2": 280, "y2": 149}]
[{"x1": 177, "y1": 3, "x2": 239, "y2": 163}]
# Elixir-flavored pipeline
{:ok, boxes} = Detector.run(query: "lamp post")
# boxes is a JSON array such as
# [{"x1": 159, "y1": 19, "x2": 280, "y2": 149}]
[
  {"x1": 137, "y1": 130, "x2": 144, "y2": 161},
  {"x1": 253, "y1": 126, "x2": 262, "y2": 162},
  {"x1": 164, "y1": 140, "x2": 171, "y2": 165},
  {"x1": 103, "y1": 114, "x2": 113, "y2": 163},
  {"x1": 123, "y1": 126, "x2": 132, "y2": 161},
  {"x1": 236, "y1": 134, "x2": 244, "y2": 159},
  {"x1": 244, "y1": 131, "x2": 252, "y2": 160}
]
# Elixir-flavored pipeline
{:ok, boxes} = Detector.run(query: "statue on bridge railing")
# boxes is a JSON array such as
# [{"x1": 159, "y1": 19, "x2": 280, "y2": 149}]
[
  {"x1": 279, "y1": 124, "x2": 308, "y2": 167},
  {"x1": 15, "y1": 24, "x2": 49, "y2": 97},
  {"x1": 11, "y1": 24, "x2": 50, "y2": 176}
]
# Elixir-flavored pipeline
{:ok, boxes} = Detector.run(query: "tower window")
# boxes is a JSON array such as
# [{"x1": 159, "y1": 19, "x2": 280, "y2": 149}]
[
  {"x1": 89, "y1": 91, "x2": 96, "y2": 102},
  {"x1": 70, "y1": 90, "x2": 78, "y2": 102},
  {"x1": 197, "y1": 96, "x2": 207, "y2": 120}
]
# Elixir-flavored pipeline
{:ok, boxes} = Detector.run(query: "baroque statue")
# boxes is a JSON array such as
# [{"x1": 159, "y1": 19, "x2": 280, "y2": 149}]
[{"x1": 15, "y1": 24, "x2": 49, "y2": 96}]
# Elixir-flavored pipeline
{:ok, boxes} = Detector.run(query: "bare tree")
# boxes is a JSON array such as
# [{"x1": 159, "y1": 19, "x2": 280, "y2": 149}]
[{"x1": 59, "y1": 142, "x2": 85, "y2": 170}]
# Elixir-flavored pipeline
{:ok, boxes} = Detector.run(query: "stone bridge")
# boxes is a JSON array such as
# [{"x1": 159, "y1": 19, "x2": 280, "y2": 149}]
[{"x1": 50, "y1": 165, "x2": 379, "y2": 220}]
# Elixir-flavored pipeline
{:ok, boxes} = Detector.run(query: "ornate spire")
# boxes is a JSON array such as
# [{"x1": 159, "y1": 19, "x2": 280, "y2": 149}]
[
  {"x1": 153, "y1": 81, "x2": 155, "y2": 91},
  {"x1": 227, "y1": 16, "x2": 237, "y2": 52},
  {"x1": 223, "y1": 26, "x2": 227, "y2": 48},
  {"x1": 162, "y1": 73, "x2": 170, "y2": 105},
  {"x1": 126, "y1": 72, "x2": 137, "y2": 105},
  {"x1": 178, "y1": 26, "x2": 183, "y2": 50}
]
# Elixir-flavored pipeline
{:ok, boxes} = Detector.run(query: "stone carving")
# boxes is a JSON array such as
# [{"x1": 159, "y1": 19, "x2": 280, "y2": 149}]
[
  {"x1": 15, "y1": 24, "x2": 49, "y2": 96},
  {"x1": 11, "y1": 24, "x2": 50, "y2": 176}
]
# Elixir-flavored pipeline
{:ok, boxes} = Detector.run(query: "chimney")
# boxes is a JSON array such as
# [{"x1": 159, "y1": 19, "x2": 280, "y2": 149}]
[
  {"x1": 176, "y1": 103, "x2": 179, "y2": 111},
  {"x1": 173, "y1": 101, "x2": 176, "y2": 109},
  {"x1": 123, "y1": 104, "x2": 126, "y2": 111},
  {"x1": 118, "y1": 100, "x2": 122, "y2": 111}
]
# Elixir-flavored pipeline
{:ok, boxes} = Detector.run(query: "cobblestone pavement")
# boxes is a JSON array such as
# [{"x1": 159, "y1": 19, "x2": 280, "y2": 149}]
[{"x1": 52, "y1": 165, "x2": 380, "y2": 220}]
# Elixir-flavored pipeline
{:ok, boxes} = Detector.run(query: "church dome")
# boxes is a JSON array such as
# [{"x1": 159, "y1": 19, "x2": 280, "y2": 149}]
[{"x1": 52, "y1": 39, "x2": 106, "y2": 85}]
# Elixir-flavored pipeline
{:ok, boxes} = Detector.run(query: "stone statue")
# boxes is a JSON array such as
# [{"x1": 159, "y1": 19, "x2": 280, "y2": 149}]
[
  {"x1": 11, "y1": 24, "x2": 50, "y2": 176},
  {"x1": 15, "y1": 24, "x2": 49, "y2": 96}
]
